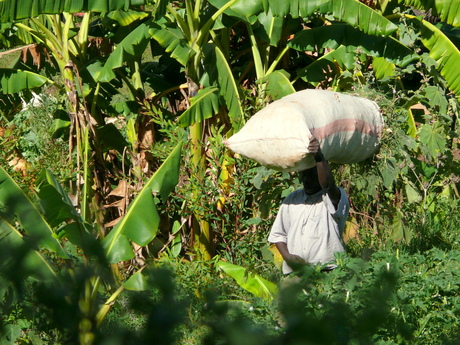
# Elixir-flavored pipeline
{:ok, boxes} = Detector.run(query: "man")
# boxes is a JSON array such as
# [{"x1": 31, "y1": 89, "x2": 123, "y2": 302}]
[{"x1": 268, "y1": 136, "x2": 350, "y2": 274}]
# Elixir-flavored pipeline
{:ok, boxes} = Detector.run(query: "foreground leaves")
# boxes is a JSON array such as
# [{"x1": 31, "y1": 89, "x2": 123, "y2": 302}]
[
  {"x1": 0, "y1": 166, "x2": 68, "y2": 258},
  {"x1": 217, "y1": 260, "x2": 278, "y2": 301}
]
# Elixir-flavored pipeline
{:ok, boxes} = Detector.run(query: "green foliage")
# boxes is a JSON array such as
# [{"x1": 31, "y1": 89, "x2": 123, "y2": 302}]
[{"x1": 0, "y1": 1, "x2": 460, "y2": 344}]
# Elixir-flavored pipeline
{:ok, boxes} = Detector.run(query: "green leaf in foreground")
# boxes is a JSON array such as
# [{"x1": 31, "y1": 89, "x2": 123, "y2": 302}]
[
  {"x1": 217, "y1": 261, "x2": 278, "y2": 301},
  {"x1": 0, "y1": 167, "x2": 68, "y2": 258},
  {"x1": 0, "y1": 218, "x2": 58, "y2": 282}
]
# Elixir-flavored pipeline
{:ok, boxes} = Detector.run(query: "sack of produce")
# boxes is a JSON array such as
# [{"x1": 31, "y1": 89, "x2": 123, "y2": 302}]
[{"x1": 225, "y1": 89, "x2": 383, "y2": 172}]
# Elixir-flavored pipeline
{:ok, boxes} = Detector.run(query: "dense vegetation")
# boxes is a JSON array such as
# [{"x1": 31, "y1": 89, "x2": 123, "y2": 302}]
[{"x1": 0, "y1": 0, "x2": 459, "y2": 344}]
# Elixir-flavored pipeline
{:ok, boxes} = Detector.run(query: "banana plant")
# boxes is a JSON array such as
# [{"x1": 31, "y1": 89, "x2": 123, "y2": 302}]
[
  {"x1": 0, "y1": 0, "x2": 146, "y2": 23},
  {"x1": 102, "y1": 141, "x2": 182, "y2": 264},
  {"x1": 0, "y1": 139, "x2": 182, "y2": 343},
  {"x1": 147, "y1": 0, "x2": 248, "y2": 259}
]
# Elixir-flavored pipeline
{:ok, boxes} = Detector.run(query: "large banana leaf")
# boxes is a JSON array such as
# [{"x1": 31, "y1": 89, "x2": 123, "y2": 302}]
[
  {"x1": 0, "y1": 167, "x2": 68, "y2": 258},
  {"x1": 262, "y1": 70, "x2": 296, "y2": 100},
  {"x1": 211, "y1": 0, "x2": 397, "y2": 35},
  {"x1": 37, "y1": 169, "x2": 81, "y2": 227},
  {"x1": 0, "y1": 0, "x2": 145, "y2": 22},
  {"x1": 0, "y1": 217, "x2": 58, "y2": 282},
  {"x1": 266, "y1": 0, "x2": 398, "y2": 35},
  {"x1": 324, "y1": 0, "x2": 398, "y2": 35},
  {"x1": 373, "y1": 56, "x2": 396, "y2": 79},
  {"x1": 208, "y1": 0, "x2": 263, "y2": 21},
  {"x1": 149, "y1": 21, "x2": 194, "y2": 67},
  {"x1": 410, "y1": 16, "x2": 460, "y2": 96},
  {"x1": 0, "y1": 68, "x2": 51, "y2": 94},
  {"x1": 210, "y1": 45, "x2": 244, "y2": 130},
  {"x1": 177, "y1": 87, "x2": 220, "y2": 127},
  {"x1": 102, "y1": 141, "x2": 182, "y2": 263},
  {"x1": 98, "y1": 20, "x2": 152, "y2": 83},
  {"x1": 296, "y1": 45, "x2": 356, "y2": 83},
  {"x1": 288, "y1": 24, "x2": 418, "y2": 67},
  {"x1": 217, "y1": 261, "x2": 278, "y2": 301},
  {"x1": 400, "y1": 0, "x2": 460, "y2": 27}
]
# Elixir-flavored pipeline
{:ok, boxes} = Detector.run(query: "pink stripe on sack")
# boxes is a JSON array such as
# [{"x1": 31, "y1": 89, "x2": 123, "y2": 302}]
[{"x1": 309, "y1": 119, "x2": 382, "y2": 141}]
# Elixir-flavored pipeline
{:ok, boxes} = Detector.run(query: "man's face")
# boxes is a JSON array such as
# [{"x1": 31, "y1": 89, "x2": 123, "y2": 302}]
[{"x1": 301, "y1": 167, "x2": 321, "y2": 195}]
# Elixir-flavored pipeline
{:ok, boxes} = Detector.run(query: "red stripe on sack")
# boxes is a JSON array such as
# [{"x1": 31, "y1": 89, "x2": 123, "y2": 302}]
[{"x1": 309, "y1": 119, "x2": 382, "y2": 141}]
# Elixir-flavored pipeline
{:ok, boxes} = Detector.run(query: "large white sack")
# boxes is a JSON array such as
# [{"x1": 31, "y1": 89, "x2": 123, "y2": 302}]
[{"x1": 225, "y1": 89, "x2": 383, "y2": 172}]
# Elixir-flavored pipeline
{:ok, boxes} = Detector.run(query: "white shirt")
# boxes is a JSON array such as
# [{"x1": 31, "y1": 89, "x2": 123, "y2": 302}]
[{"x1": 268, "y1": 187, "x2": 349, "y2": 274}]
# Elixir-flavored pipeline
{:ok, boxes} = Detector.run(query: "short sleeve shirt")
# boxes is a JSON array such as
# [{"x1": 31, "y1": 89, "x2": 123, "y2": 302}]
[{"x1": 268, "y1": 187, "x2": 349, "y2": 274}]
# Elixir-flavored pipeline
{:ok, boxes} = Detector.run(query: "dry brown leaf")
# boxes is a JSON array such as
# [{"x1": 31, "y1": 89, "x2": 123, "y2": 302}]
[
  {"x1": 8, "y1": 157, "x2": 29, "y2": 175},
  {"x1": 108, "y1": 180, "x2": 129, "y2": 198},
  {"x1": 105, "y1": 216, "x2": 122, "y2": 228}
]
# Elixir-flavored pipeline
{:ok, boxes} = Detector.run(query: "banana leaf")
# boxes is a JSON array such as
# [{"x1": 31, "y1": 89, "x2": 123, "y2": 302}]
[
  {"x1": 201, "y1": 45, "x2": 245, "y2": 130},
  {"x1": 211, "y1": 0, "x2": 397, "y2": 35},
  {"x1": 0, "y1": 68, "x2": 51, "y2": 94},
  {"x1": 261, "y1": 70, "x2": 296, "y2": 100},
  {"x1": 400, "y1": 0, "x2": 460, "y2": 27},
  {"x1": 0, "y1": 167, "x2": 68, "y2": 258},
  {"x1": 102, "y1": 141, "x2": 182, "y2": 263},
  {"x1": 37, "y1": 170, "x2": 80, "y2": 228},
  {"x1": 410, "y1": 16, "x2": 460, "y2": 96},
  {"x1": 289, "y1": 24, "x2": 418, "y2": 67},
  {"x1": 265, "y1": 0, "x2": 398, "y2": 35},
  {"x1": 98, "y1": 21, "x2": 152, "y2": 83},
  {"x1": 107, "y1": 9, "x2": 149, "y2": 26},
  {"x1": 208, "y1": 0, "x2": 263, "y2": 21},
  {"x1": 0, "y1": 217, "x2": 58, "y2": 282},
  {"x1": 217, "y1": 261, "x2": 278, "y2": 301},
  {"x1": 0, "y1": 0, "x2": 145, "y2": 22},
  {"x1": 373, "y1": 56, "x2": 396, "y2": 79},
  {"x1": 297, "y1": 45, "x2": 356, "y2": 83},
  {"x1": 177, "y1": 87, "x2": 220, "y2": 127},
  {"x1": 149, "y1": 21, "x2": 194, "y2": 67}
]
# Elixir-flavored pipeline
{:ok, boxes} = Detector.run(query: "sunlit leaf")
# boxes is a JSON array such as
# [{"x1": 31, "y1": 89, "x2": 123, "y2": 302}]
[
  {"x1": 260, "y1": 0, "x2": 398, "y2": 35},
  {"x1": 405, "y1": 181, "x2": 422, "y2": 204},
  {"x1": 418, "y1": 123, "x2": 447, "y2": 158},
  {"x1": 257, "y1": 9, "x2": 284, "y2": 46},
  {"x1": 123, "y1": 268, "x2": 148, "y2": 291},
  {"x1": 214, "y1": 46, "x2": 244, "y2": 130},
  {"x1": 409, "y1": 16, "x2": 460, "y2": 96},
  {"x1": 289, "y1": 24, "x2": 417, "y2": 66},
  {"x1": 424, "y1": 85, "x2": 448, "y2": 113},
  {"x1": 262, "y1": 70, "x2": 295, "y2": 100},
  {"x1": 217, "y1": 261, "x2": 278, "y2": 301},
  {"x1": 177, "y1": 87, "x2": 219, "y2": 127},
  {"x1": 407, "y1": 107, "x2": 417, "y2": 137},
  {"x1": 390, "y1": 209, "x2": 411, "y2": 242},
  {"x1": 0, "y1": 0, "x2": 145, "y2": 22},
  {"x1": 400, "y1": 0, "x2": 460, "y2": 27},
  {"x1": 149, "y1": 22, "x2": 194, "y2": 67},
  {"x1": 208, "y1": 0, "x2": 264, "y2": 20},
  {"x1": 373, "y1": 57, "x2": 396, "y2": 79},
  {"x1": 0, "y1": 68, "x2": 50, "y2": 94},
  {"x1": 107, "y1": 9, "x2": 149, "y2": 26}
]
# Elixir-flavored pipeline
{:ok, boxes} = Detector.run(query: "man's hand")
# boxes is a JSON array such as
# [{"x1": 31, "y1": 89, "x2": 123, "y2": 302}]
[
  {"x1": 284, "y1": 253, "x2": 307, "y2": 271},
  {"x1": 275, "y1": 242, "x2": 308, "y2": 271},
  {"x1": 308, "y1": 135, "x2": 323, "y2": 161}
]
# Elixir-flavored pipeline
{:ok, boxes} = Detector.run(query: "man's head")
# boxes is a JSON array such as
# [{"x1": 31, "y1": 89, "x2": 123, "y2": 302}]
[{"x1": 300, "y1": 166, "x2": 321, "y2": 195}]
